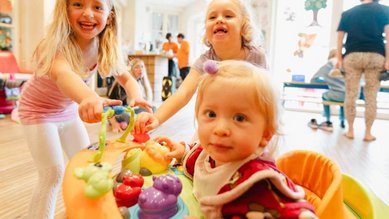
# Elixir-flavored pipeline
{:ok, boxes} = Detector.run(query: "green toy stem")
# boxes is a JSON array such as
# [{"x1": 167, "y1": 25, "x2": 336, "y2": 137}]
[
  {"x1": 89, "y1": 109, "x2": 114, "y2": 163},
  {"x1": 117, "y1": 107, "x2": 135, "y2": 143},
  {"x1": 89, "y1": 106, "x2": 135, "y2": 163}
]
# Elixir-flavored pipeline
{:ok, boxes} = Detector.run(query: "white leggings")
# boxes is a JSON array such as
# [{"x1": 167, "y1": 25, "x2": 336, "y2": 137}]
[{"x1": 23, "y1": 118, "x2": 90, "y2": 219}]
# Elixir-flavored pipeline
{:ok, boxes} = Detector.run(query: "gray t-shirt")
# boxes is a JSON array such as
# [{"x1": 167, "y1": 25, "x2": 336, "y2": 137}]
[{"x1": 192, "y1": 46, "x2": 267, "y2": 74}]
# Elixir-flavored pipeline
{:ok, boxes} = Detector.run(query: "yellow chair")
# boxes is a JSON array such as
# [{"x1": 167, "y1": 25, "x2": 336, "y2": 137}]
[{"x1": 276, "y1": 150, "x2": 349, "y2": 219}]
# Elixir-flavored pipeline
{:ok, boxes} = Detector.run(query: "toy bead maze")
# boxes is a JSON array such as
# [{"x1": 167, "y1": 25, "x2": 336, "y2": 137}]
[{"x1": 63, "y1": 106, "x2": 201, "y2": 219}]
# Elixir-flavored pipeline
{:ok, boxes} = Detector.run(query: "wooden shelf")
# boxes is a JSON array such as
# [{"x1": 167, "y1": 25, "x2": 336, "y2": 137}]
[{"x1": 0, "y1": 23, "x2": 13, "y2": 28}]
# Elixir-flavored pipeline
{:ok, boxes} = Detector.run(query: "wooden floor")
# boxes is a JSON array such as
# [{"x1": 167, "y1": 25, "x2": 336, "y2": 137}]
[{"x1": 1, "y1": 97, "x2": 389, "y2": 218}]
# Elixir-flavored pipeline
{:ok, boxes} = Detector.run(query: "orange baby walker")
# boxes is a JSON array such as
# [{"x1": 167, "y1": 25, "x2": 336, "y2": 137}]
[
  {"x1": 277, "y1": 150, "x2": 389, "y2": 219},
  {"x1": 63, "y1": 106, "x2": 388, "y2": 218}
]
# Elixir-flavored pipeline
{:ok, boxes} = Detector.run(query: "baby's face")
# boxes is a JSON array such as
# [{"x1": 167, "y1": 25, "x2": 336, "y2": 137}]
[{"x1": 196, "y1": 78, "x2": 268, "y2": 166}]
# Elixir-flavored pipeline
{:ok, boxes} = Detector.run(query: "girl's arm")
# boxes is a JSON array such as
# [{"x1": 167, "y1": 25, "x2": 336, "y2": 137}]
[
  {"x1": 156, "y1": 68, "x2": 200, "y2": 122},
  {"x1": 50, "y1": 57, "x2": 121, "y2": 123},
  {"x1": 115, "y1": 71, "x2": 152, "y2": 112},
  {"x1": 134, "y1": 68, "x2": 201, "y2": 133}
]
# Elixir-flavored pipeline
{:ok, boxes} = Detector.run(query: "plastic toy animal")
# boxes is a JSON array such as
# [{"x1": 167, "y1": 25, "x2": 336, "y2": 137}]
[
  {"x1": 140, "y1": 140, "x2": 172, "y2": 174},
  {"x1": 73, "y1": 162, "x2": 113, "y2": 199},
  {"x1": 114, "y1": 173, "x2": 144, "y2": 207},
  {"x1": 138, "y1": 174, "x2": 182, "y2": 219}
]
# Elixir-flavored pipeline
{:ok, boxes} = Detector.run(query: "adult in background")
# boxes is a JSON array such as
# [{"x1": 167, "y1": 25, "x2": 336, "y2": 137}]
[
  {"x1": 176, "y1": 33, "x2": 191, "y2": 80},
  {"x1": 162, "y1": 33, "x2": 178, "y2": 77},
  {"x1": 336, "y1": 0, "x2": 389, "y2": 141}
]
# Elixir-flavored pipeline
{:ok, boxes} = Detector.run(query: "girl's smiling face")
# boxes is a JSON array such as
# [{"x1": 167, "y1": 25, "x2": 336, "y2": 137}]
[
  {"x1": 205, "y1": 0, "x2": 243, "y2": 48},
  {"x1": 67, "y1": 0, "x2": 111, "y2": 42}
]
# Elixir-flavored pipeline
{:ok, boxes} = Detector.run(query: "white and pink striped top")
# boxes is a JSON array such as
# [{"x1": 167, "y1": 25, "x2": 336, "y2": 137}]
[{"x1": 19, "y1": 68, "x2": 96, "y2": 125}]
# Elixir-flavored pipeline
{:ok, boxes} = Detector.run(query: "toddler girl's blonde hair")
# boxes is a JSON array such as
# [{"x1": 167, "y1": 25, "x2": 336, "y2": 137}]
[
  {"x1": 196, "y1": 60, "x2": 279, "y2": 150},
  {"x1": 203, "y1": 0, "x2": 261, "y2": 48},
  {"x1": 128, "y1": 58, "x2": 146, "y2": 79},
  {"x1": 128, "y1": 58, "x2": 153, "y2": 102},
  {"x1": 32, "y1": 0, "x2": 126, "y2": 78}
]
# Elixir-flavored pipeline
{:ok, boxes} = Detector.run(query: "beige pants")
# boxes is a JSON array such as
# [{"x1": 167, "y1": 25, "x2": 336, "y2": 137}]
[{"x1": 343, "y1": 52, "x2": 384, "y2": 130}]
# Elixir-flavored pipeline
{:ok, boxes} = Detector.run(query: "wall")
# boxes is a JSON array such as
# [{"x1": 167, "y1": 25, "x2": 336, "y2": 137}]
[{"x1": 14, "y1": 0, "x2": 53, "y2": 70}]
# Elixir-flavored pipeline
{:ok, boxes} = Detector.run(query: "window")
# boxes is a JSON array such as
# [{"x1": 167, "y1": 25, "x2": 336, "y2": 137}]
[{"x1": 151, "y1": 12, "x2": 178, "y2": 52}]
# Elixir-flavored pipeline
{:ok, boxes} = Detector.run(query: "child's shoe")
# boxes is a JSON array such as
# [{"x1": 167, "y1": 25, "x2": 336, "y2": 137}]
[
  {"x1": 379, "y1": 70, "x2": 389, "y2": 81},
  {"x1": 308, "y1": 119, "x2": 319, "y2": 129},
  {"x1": 319, "y1": 121, "x2": 333, "y2": 132}
]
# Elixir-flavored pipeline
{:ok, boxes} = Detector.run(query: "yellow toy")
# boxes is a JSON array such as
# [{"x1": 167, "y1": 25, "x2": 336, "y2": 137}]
[{"x1": 139, "y1": 140, "x2": 172, "y2": 174}]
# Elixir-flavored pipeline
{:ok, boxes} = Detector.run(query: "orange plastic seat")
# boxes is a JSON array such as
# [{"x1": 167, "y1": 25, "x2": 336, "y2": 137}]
[{"x1": 276, "y1": 150, "x2": 347, "y2": 219}]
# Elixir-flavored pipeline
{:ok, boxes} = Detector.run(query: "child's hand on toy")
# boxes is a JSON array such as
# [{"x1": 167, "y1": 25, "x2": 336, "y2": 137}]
[
  {"x1": 79, "y1": 96, "x2": 122, "y2": 123},
  {"x1": 129, "y1": 98, "x2": 152, "y2": 113},
  {"x1": 153, "y1": 136, "x2": 185, "y2": 160},
  {"x1": 134, "y1": 112, "x2": 159, "y2": 134}
]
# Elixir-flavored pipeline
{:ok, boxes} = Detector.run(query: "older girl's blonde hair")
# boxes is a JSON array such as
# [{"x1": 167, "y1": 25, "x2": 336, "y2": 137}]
[
  {"x1": 195, "y1": 60, "x2": 279, "y2": 152},
  {"x1": 203, "y1": 0, "x2": 261, "y2": 48},
  {"x1": 32, "y1": 0, "x2": 126, "y2": 78}
]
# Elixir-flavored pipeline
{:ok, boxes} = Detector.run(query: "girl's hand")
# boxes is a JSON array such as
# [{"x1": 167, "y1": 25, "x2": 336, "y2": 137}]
[
  {"x1": 134, "y1": 112, "x2": 159, "y2": 134},
  {"x1": 129, "y1": 98, "x2": 153, "y2": 113},
  {"x1": 153, "y1": 136, "x2": 186, "y2": 160},
  {"x1": 79, "y1": 96, "x2": 122, "y2": 123}
]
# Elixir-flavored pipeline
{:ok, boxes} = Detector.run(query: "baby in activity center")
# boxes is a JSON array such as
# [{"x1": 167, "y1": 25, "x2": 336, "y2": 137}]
[{"x1": 155, "y1": 60, "x2": 317, "y2": 218}]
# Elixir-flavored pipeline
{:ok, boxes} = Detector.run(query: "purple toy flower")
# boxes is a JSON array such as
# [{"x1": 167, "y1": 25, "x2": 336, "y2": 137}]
[{"x1": 203, "y1": 60, "x2": 218, "y2": 75}]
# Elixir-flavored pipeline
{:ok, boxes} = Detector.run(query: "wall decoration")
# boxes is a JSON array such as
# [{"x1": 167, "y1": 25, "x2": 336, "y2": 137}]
[{"x1": 304, "y1": 0, "x2": 327, "y2": 26}]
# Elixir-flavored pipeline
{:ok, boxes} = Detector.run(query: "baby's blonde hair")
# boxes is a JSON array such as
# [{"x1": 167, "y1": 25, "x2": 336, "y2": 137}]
[
  {"x1": 196, "y1": 60, "x2": 279, "y2": 147},
  {"x1": 32, "y1": 0, "x2": 126, "y2": 78},
  {"x1": 203, "y1": 0, "x2": 261, "y2": 48}
]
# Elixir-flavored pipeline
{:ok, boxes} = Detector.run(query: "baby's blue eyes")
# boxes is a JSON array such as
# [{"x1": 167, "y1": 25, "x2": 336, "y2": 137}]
[
  {"x1": 233, "y1": 114, "x2": 246, "y2": 122},
  {"x1": 206, "y1": 111, "x2": 217, "y2": 118},
  {"x1": 205, "y1": 111, "x2": 246, "y2": 122}
]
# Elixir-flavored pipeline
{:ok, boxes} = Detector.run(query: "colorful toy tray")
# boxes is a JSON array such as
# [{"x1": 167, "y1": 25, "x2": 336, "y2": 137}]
[{"x1": 62, "y1": 106, "x2": 202, "y2": 219}]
